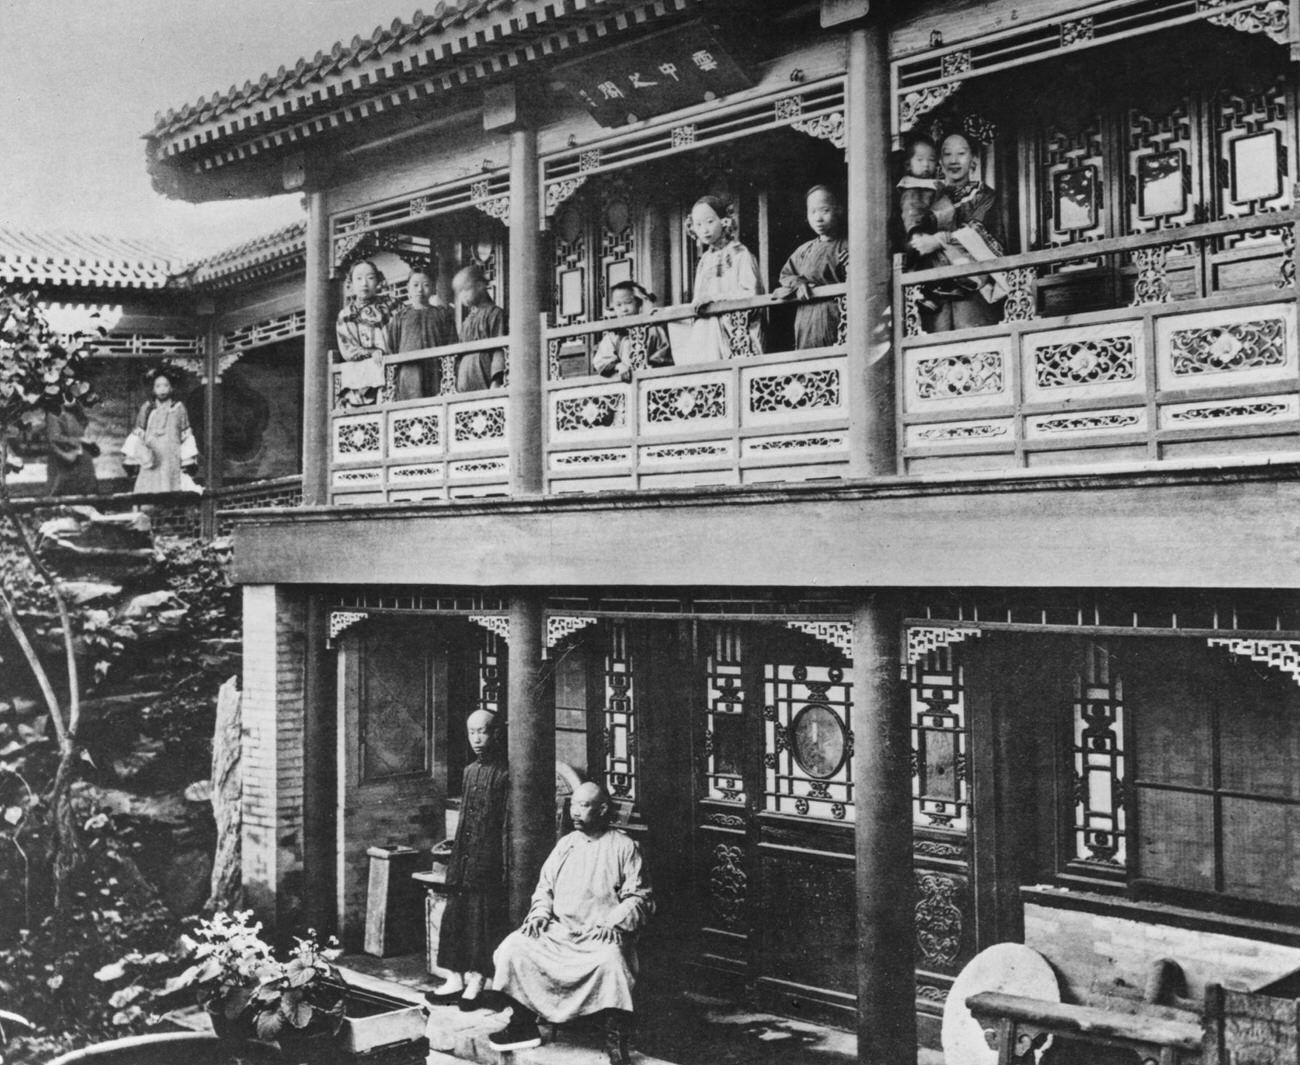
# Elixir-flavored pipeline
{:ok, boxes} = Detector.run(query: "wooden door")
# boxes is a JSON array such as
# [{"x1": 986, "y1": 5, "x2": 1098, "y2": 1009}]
[
  {"x1": 690, "y1": 623, "x2": 857, "y2": 1026},
  {"x1": 337, "y1": 620, "x2": 448, "y2": 948}
]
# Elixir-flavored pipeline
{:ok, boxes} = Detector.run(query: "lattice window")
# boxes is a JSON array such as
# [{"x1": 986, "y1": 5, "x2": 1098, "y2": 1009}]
[
  {"x1": 1126, "y1": 99, "x2": 1199, "y2": 236},
  {"x1": 1039, "y1": 117, "x2": 1108, "y2": 257},
  {"x1": 1214, "y1": 78, "x2": 1292, "y2": 234},
  {"x1": 478, "y1": 628, "x2": 505, "y2": 718},
  {"x1": 221, "y1": 310, "x2": 306, "y2": 353},
  {"x1": 602, "y1": 622, "x2": 637, "y2": 803},
  {"x1": 598, "y1": 189, "x2": 636, "y2": 309},
  {"x1": 1071, "y1": 640, "x2": 1127, "y2": 869},
  {"x1": 763, "y1": 663, "x2": 853, "y2": 821},
  {"x1": 704, "y1": 625, "x2": 746, "y2": 805},
  {"x1": 553, "y1": 202, "x2": 588, "y2": 328},
  {"x1": 908, "y1": 643, "x2": 970, "y2": 832}
]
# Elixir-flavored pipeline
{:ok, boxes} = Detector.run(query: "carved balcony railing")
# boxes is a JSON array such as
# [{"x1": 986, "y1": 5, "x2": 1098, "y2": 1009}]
[
  {"x1": 894, "y1": 210, "x2": 1300, "y2": 474},
  {"x1": 328, "y1": 338, "x2": 511, "y2": 504},
  {"x1": 542, "y1": 286, "x2": 849, "y2": 492}
]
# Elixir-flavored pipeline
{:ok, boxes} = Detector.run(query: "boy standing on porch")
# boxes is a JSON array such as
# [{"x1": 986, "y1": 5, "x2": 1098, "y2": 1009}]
[
  {"x1": 452, "y1": 265, "x2": 507, "y2": 392},
  {"x1": 425, "y1": 709, "x2": 509, "y2": 1010}
]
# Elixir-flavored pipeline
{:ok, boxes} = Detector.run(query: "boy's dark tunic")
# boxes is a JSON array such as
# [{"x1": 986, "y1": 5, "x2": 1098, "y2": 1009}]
[
  {"x1": 438, "y1": 755, "x2": 509, "y2": 974},
  {"x1": 455, "y1": 303, "x2": 506, "y2": 393}
]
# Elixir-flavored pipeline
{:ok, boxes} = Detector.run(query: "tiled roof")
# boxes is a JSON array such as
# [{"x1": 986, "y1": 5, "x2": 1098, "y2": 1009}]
[
  {"x1": 0, "y1": 223, "x2": 307, "y2": 293},
  {"x1": 0, "y1": 228, "x2": 178, "y2": 290},
  {"x1": 148, "y1": 0, "x2": 692, "y2": 169},
  {"x1": 186, "y1": 221, "x2": 307, "y2": 288}
]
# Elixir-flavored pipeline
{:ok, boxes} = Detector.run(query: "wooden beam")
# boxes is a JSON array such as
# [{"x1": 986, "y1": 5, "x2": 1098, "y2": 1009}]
[{"x1": 228, "y1": 465, "x2": 1300, "y2": 590}]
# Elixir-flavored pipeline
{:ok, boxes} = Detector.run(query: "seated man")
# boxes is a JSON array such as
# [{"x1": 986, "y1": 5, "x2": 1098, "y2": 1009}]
[{"x1": 489, "y1": 782, "x2": 653, "y2": 1065}]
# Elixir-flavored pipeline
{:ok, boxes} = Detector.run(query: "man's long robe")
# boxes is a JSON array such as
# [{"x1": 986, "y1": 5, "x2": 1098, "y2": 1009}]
[{"x1": 493, "y1": 827, "x2": 653, "y2": 1022}]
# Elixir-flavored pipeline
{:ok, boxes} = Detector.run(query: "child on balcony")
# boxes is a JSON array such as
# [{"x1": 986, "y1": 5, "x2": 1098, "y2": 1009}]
[
  {"x1": 592, "y1": 281, "x2": 672, "y2": 381},
  {"x1": 387, "y1": 267, "x2": 456, "y2": 400},
  {"x1": 335, "y1": 259, "x2": 391, "y2": 407},
  {"x1": 453, "y1": 265, "x2": 506, "y2": 392},
  {"x1": 425, "y1": 709, "x2": 509, "y2": 1012},
  {"x1": 775, "y1": 185, "x2": 848, "y2": 349},
  {"x1": 671, "y1": 194, "x2": 764, "y2": 364}
]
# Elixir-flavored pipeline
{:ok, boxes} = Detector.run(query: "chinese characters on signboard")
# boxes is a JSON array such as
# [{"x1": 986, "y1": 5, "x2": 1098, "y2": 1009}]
[{"x1": 557, "y1": 21, "x2": 754, "y2": 128}]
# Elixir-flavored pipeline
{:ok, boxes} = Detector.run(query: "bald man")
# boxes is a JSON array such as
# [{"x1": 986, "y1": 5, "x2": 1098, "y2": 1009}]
[
  {"x1": 488, "y1": 782, "x2": 654, "y2": 1065},
  {"x1": 425, "y1": 710, "x2": 509, "y2": 1010}
]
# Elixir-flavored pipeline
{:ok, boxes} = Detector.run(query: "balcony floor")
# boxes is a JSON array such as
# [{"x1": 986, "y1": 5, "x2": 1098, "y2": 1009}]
[{"x1": 338, "y1": 952, "x2": 939, "y2": 1065}]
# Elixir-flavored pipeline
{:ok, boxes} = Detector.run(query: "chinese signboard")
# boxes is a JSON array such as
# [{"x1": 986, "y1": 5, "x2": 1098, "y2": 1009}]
[{"x1": 555, "y1": 21, "x2": 754, "y2": 128}]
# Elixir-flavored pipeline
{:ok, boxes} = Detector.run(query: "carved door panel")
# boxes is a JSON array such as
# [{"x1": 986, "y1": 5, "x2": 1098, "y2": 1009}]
[{"x1": 338, "y1": 620, "x2": 448, "y2": 948}]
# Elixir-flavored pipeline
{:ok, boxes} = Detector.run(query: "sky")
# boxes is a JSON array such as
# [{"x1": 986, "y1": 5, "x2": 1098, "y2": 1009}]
[{"x1": 0, "y1": 0, "x2": 418, "y2": 261}]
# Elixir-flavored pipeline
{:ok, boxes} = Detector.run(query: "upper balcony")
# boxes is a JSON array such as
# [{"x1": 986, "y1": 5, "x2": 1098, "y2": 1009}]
[
  {"x1": 895, "y1": 210, "x2": 1300, "y2": 475},
  {"x1": 327, "y1": 286, "x2": 849, "y2": 504}
]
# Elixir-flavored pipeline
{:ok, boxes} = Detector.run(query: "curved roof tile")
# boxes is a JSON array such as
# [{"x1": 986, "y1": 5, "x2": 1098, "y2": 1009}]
[
  {"x1": 147, "y1": 0, "x2": 669, "y2": 155},
  {"x1": 0, "y1": 228, "x2": 178, "y2": 290}
]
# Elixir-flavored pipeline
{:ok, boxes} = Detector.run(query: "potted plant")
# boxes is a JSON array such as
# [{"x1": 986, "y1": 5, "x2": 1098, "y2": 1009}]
[
  {"x1": 246, "y1": 931, "x2": 346, "y2": 1063},
  {"x1": 170, "y1": 910, "x2": 279, "y2": 1041}
]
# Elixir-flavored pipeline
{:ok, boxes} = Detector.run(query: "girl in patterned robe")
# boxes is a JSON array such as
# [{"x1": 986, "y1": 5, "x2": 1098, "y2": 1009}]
[
  {"x1": 670, "y1": 195, "x2": 764, "y2": 364},
  {"x1": 335, "y1": 259, "x2": 391, "y2": 407}
]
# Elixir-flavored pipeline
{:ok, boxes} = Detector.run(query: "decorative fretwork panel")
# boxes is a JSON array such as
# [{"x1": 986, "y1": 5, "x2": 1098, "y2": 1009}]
[
  {"x1": 451, "y1": 402, "x2": 507, "y2": 447},
  {"x1": 644, "y1": 379, "x2": 729, "y2": 426},
  {"x1": 763, "y1": 663, "x2": 854, "y2": 821},
  {"x1": 1035, "y1": 335, "x2": 1135, "y2": 388},
  {"x1": 333, "y1": 415, "x2": 383, "y2": 462},
  {"x1": 914, "y1": 871, "x2": 970, "y2": 974},
  {"x1": 1170, "y1": 317, "x2": 1287, "y2": 374},
  {"x1": 1039, "y1": 117, "x2": 1108, "y2": 255},
  {"x1": 747, "y1": 368, "x2": 841, "y2": 414},
  {"x1": 908, "y1": 642, "x2": 970, "y2": 832},
  {"x1": 602, "y1": 622, "x2": 638, "y2": 803},
  {"x1": 1071, "y1": 640, "x2": 1127, "y2": 869},
  {"x1": 555, "y1": 390, "x2": 628, "y2": 433},
  {"x1": 913, "y1": 350, "x2": 1005, "y2": 402},
  {"x1": 705, "y1": 625, "x2": 747, "y2": 805},
  {"x1": 389, "y1": 409, "x2": 442, "y2": 456},
  {"x1": 221, "y1": 310, "x2": 306, "y2": 353}
]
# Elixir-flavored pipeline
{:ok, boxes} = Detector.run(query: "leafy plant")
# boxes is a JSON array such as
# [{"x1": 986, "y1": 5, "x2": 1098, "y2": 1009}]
[{"x1": 94, "y1": 912, "x2": 345, "y2": 1049}]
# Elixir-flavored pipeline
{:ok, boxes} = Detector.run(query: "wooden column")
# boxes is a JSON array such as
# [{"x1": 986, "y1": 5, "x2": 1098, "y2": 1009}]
[
  {"x1": 506, "y1": 594, "x2": 552, "y2": 920},
  {"x1": 507, "y1": 126, "x2": 543, "y2": 495},
  {"x1": 851, "y1": 592, "x2": 915, "y2": 1064},
  {"x1": 846, "y1": 22, "x2": 895, "y2": 478},
  {"x1": 200, "y1": 312, "x2": 221, "y2": 537},
  {"x1": 302, "y1": 190, "x2": 332, "y2": 506},
  {"x1": 301, "y1": 594, "x2": 338, "y2": 935}
]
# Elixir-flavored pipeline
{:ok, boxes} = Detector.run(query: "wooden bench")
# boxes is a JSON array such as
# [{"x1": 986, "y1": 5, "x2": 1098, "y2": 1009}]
[{"x1": 966, "y1": 990, "x2": 1203, "y2": 1065}]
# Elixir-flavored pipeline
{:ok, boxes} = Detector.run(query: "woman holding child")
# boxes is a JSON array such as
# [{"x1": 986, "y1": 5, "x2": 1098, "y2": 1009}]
[{"x1": 906, "y1": 132, "x2": 1006, "y2": 333}]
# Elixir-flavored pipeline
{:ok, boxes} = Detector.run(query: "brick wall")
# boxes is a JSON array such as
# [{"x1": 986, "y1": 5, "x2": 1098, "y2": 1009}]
[
  {"x1": 241, "y1": 584, "x2": 307, "y2": 935},
  {"x1": 1024, "y1": 893, "x2": 1300, "y2": 1006}
]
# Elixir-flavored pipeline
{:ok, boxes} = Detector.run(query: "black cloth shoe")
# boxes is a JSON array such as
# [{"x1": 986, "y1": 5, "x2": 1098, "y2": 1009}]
[
  {"x1": 604, "y1": 1010, "x2": 632, "y2": 1065},
  {"x1": 459, "y1": 993, "x2": 486, "y2": 1012},
  {"x1": 488, "y1": 1015, "x2": 542, "y2": 1051},
  {"x1": 423, "y1": 988, "x2": 463, "y2": 1006}
]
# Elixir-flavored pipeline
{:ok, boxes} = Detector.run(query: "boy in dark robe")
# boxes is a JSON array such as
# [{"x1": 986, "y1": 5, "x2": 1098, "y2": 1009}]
[
  {"x1": 387, "y1": 268, "x2": 456, "y2": 400},
  {"x1": 775, "y1": 185, "x2": 849, "y2": 349},
  {"x1": 452, "y1": 265, "x2": 506, "y2": 392},
  {"x1": 426, "y1": 709, "x2": 509, "y2": 1010}
]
